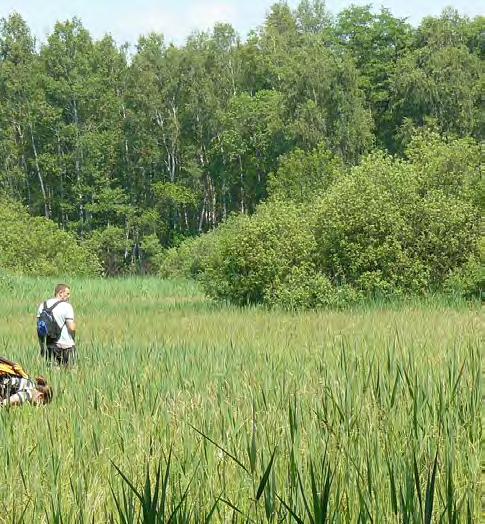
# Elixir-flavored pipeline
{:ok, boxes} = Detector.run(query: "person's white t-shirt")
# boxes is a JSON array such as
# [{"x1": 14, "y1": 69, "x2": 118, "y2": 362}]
[{"x1": 37, "y1": 299, "x2": 75, "y2": 348}]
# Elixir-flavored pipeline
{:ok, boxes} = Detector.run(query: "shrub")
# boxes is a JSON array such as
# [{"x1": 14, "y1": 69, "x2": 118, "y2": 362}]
[
  {"x1": 443, "y1": 234, "x2": 484, "y2": 299},
  {"x1": 405, "y1": 130, "x2": 482, "y2": 203},
  {"x1": 82, "y1": 226, "x2": 132, "y2": 276},
  {"x1": 162, "y1": 134, "x2": 482, "y2": 308},
  {"x1": 314, "y1": 152, "x2": 427, "y2": 295},
  {"x1": 267, "y1": 143, "x2": 344, "y2": 203},
  {"x1": 410, "y1": 191, "x2": 480, "y2": 287},
  {"x1": 267, "y1": 264, "x2": 363, "y2": 310},
  {"x1": 313, "y1": 149, "x2": 481, "y2": 296},
  {"x1": 139, "y1": 233, "x2": 165, "y2": 274},
  {"x1": 201, "y1": 200, "x2": 317, "y2": 306},
  {"x1": 159, "y1": 230, "x2": 220, "y2": 280},
  {"x1": 0, "y1": 198, "x2": 101, "y2": 276},
  {"x1": 443, "y1": 256, "x2": 484, "y2": 299}
]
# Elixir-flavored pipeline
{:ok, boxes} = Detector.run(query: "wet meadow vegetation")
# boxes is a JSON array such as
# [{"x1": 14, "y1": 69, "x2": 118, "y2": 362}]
[{"x1": 0, "y1": 276, "x2": 481, "y2": 522}]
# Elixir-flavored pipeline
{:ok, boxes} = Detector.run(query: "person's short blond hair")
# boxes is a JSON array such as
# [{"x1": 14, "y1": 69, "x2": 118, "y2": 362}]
[{"x1": 54, "y1": 283, "x2": 70, "y2": 296}]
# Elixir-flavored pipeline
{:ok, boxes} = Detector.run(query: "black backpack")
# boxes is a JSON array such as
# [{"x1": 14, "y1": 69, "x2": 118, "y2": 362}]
[{"x1": 37, "y1": 301, "x2": 63, "y2": 344}]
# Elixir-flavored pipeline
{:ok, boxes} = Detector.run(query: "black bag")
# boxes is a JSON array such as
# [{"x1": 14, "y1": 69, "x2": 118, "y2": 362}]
[{"x1": 37, "y1": 301, "x2": 63, "y2": 344}]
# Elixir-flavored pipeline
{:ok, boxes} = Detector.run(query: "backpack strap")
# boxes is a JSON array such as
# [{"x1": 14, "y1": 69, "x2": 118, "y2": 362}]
[
  {"x1": 50, "y1": 300, "x2": 67, "y2": 337},
  {"x1": 45, "y1": 300, "x2": 63, "y2": 312}
]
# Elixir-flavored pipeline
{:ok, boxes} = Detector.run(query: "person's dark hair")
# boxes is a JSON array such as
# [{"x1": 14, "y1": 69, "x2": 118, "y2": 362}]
[
  {"x1": 54, "y1": 283, "x2": 69, "y2": 296},
  {"x1": 35, "y1": 376, "x2": 53, "y2": 404}
]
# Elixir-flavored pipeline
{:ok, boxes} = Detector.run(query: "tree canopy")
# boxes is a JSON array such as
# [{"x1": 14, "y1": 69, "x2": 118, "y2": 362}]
[{"x1": 0, "y1": 3, "x2": 482, "y2": 284}]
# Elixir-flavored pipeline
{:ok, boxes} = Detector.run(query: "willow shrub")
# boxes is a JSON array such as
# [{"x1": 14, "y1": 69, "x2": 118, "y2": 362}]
[
  {"x1": 159, "y1": 229, "x2": 221, "y2": 280},
  {"x1": 200, "y1": 200, "x2": 317, "y2": 306},
  {"x1": 0, "y1": 198, "x2": 101, "y2": 276},
  {"x1": 314, "y1": 150, "x2": 481, "y2": 297},
  {"x1": 267, "y1": 143, "x2": 344, "y2": 203},
  {"x1": 267, "y1": 264, "x2": 363, "y2": 310},
  {"x1": 314, "y1": 152, "x2": 424, "y2": 296}
]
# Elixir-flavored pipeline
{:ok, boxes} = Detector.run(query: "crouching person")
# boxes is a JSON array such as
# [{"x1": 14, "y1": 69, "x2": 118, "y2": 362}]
[{"x1": 0, "y1": 357, "x2": 53, "y2": 407}]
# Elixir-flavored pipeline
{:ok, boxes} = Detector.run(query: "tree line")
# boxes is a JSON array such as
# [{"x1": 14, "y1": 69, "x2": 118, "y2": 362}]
[{"x1": 0, "y1": 1, "x2": 482, "y2": 276}]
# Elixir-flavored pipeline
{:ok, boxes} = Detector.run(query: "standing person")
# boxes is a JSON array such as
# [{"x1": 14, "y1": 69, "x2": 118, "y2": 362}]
[{"x1": 37, "y1": 283, "x2": 76, "y2": 366}]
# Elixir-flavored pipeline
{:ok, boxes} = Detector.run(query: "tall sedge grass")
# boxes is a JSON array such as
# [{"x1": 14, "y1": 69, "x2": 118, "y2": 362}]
[{"x1": 0, "y1": 276, "x2": 481, "y2": 522}]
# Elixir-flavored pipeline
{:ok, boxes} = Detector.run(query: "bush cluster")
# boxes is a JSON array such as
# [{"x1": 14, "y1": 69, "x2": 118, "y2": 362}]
[
  {"x1": 0, "y1": 198, "x2": 101, "y2": 276},
  {"x1": 159, "y1": 231, "x2": 220, "y2": 280},
  {"x1": 161, "y1": 132, "x2": 482, "y2": 308},
  {"x1": 200, "y1": 200, "x2": 317, "y2": 306}
]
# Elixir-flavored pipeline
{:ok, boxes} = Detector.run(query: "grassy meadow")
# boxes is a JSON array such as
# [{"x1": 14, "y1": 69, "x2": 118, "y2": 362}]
[{"x1": 0, "y1": 276, "x2": 482, "y2": 522}]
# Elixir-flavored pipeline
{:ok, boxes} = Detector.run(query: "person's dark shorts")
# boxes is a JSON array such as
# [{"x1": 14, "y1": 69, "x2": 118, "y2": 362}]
[{"x1": 46, "y1": 345, "x2": 76, "y2": 366}]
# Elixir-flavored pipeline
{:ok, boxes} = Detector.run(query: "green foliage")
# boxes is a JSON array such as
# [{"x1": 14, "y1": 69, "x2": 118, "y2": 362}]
[
  {"x1": 416, "y1": 8, "x2": 481, "y2": 50},
  {"x1": 314, "y1": 152, "x2": 425, "y2": 295},
  {"x1": 277, "y1": 40, "x2": 374, "y2": 162},
  {"x1": 443, "y1": 255, "x2": 484, "y2": 298},
  {"x1": 0, "y1": 6, "x2": 482, "y2": 277},
  {"x1": 85, "y1": 187, "x2": 132, "y2": 228},
  {"x1": 267, "y1": 143, "x2": 344, "y2": 203},
  {"x1": 314, "y1": 144, "x2": 481, "y2": 295},
  {"x1": 139, "y1": 233, "x2": 165, "y2": 274},
  {"x1": 152, "y1": 182, "x2": 199, "y2": 207},
  {"x1": 334, "y1": 6, "x2": 413, "y2": 149},
  {"x1": 201, "y1": 200, "x2": 317, "y2": 305},
  {"x1": 411, "y1": 192, "x2": 480, "y2": 287},
  {"x1": 159, "y1": 230, "x2": 220, "y2": 280},
  {"x1": 82, "y1": 226, "x2": 132, "y2": 276},
  {"x1": 267, "y1": 264, "x2": 362, "y2": 310},
  {"x1": 390, "y1": 43, "x2": 482, "y2": 145},
  {"x1": 0, "y1": 198, "x2": 101, "y2": 276},
  {"x1": 192, "y1": 134, "x2": 481, "y2": 307},
  {"x1": 217, "y1": 90, "x2": 288, "y2": 210},
  {"x1": 404, "y1": 129, "x2": 482, "y2": 203}
]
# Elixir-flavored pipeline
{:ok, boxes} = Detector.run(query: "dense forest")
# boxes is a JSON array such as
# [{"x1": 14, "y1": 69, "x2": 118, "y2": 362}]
[{"x1": 0, "y1": 1, "x2": 482, "y2": 304}]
